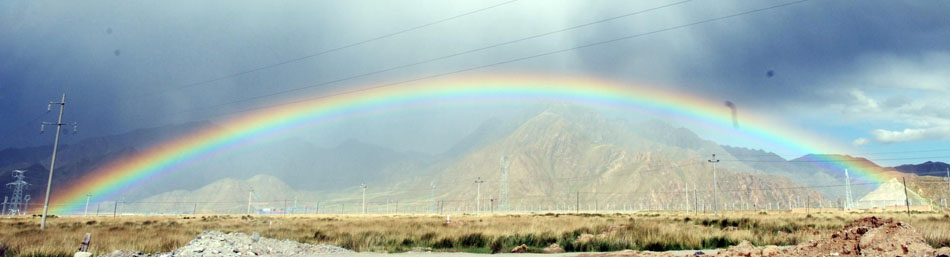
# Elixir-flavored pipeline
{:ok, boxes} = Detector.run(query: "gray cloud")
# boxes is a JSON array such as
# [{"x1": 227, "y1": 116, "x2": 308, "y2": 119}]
[{"x1": 1, "y1": 0, "x2": 949, "y2": 153}]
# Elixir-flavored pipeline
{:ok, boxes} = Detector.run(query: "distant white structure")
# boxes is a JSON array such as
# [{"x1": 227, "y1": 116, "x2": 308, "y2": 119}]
[
  {"x1": 844, "y1": 169, "x2": 853, "y2": 210},
  {"x1": 498, "y1": 155, "x2": 510, "y2": 212},
  {"x1": 854, "y1": 178, "x2": 928, "y2": 209}
]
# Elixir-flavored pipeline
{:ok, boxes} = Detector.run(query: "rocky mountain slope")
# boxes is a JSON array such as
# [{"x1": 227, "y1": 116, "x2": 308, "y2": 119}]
[
  {"x1": 371, "y1": 106, "x2": 824, "y2": 211},
  {"x1": 6, "y1": 104, "x2": 947, "y2": 213}
]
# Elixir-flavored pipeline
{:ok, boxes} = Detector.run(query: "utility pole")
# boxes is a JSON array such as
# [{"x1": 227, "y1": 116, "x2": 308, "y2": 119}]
[
  {"x1": 475, "y1": 177, "x2": 484, "y2": 215},
  {"x1": 360, "y1": 184, "x2": 367, "y2": 215},
  {"x1": 902, "y1": 177, "x2": 911, "y2": 216},
  {"x1": 708, "y1": 154, "x2": 720, "y2": 216},
  {"x1": 430, "y1": 181, "x2": 436, "y2": 213},
  {"x1": 946, "y1": 168, "x2": 949, "y2": 210},
  {"x1": 246, "y1": 188, "x2": 254, "y2": 214},
  {"x1": 83, "y1": 194, "x2": 91, "y2": 217},
  {"x1": 490, "y1": 198, "x2": 494, "y2": 214},
  {"x1": 40, "y1": 93, "x2": 76, "y2": 230}
]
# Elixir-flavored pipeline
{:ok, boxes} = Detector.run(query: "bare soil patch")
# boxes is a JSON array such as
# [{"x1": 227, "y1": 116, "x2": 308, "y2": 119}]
[{"x1": 581, "y1": 216, "x2": 950, "y2": 256}]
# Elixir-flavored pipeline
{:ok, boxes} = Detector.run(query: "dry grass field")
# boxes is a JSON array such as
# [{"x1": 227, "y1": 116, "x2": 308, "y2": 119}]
[{"x1": 1, "y1": 211, "x2": 949, "y2": 257}]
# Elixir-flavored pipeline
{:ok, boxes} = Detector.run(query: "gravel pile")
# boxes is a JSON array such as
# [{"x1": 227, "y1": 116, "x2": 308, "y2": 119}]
[
  {"x1": 173, "y1": 231, "x2": 351, "y2": 257},
  {"x1": 102, "y1": 231, "x2": 352, "y2": 257}
]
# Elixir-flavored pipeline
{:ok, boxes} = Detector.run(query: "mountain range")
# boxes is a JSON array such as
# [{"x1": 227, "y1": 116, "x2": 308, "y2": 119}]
[{"x1": 2, "y1": 105, "x2": 947, "y2": 213}]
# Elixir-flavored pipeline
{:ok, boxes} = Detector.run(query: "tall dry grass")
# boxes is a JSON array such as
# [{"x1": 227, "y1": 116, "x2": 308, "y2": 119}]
[{"x1": 0, "y1": 211, "x2": 948, "y2": 256}]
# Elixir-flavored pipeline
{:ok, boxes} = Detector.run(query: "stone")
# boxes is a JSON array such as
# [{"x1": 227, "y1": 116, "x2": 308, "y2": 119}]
[
  {"x1": 73, "y1": 252, "x2": 92, "y2": 257},
  {"x1": 542, "y1": 243, "x2": 564, "y2": 253},
  {"x1": 511, "y1": 244, "x2": 529, "y2": 253}
]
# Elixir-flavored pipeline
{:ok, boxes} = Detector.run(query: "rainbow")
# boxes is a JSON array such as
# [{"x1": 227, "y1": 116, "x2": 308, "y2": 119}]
[{"x1": 48, "y1": 75, "x2": 888, "y2": 214}]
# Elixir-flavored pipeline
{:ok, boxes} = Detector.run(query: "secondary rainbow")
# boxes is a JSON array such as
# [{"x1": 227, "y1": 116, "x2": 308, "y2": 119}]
[{"x1": 48, "y1": 75, "x2": 885, "y2": 214}]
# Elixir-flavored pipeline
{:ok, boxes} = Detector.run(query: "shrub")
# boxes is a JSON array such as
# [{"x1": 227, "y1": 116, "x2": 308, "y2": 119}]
[
  {"x1": 0, "y1": 242, "x2": 16, "y2": 257},
  {"x1": 312, "y1": 230, "x2": 331, "y2": 241},
  {"x1": 457, "y1": 233, "x2": 488, "y2": 248},
  {"x1": 701, "y1": 236, "x2": 736, "y2": 249},
  {"x1": 433, "y1": 237, "x2": 454, "y2": 248},
  {"x1": 420, "y1": 232, "x2": 437, "y2": 242},
  {"x1": 400, "y1": 238, "x2": 414, "y2": 247},
  {"x1": 490, "y1": 237, "x2": 504, "y2": 254}
]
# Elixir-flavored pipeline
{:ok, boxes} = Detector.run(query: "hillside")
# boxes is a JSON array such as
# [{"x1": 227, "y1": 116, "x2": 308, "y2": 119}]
[
  {"x1": 372, "y1": 106, "x2": 824, "y2": 212},
  {"x1": 894, "y1": 161, "x2": 949, "y2": 176},
  {"x1": 0, "y1": 122, "x2": 211, "y2": 202},
  {"x1": 8, "y1": 105, "x2": 947, "y2": 213},
  {"x1": 129, "y1": 174, "x2": 322, "y2": 214}
]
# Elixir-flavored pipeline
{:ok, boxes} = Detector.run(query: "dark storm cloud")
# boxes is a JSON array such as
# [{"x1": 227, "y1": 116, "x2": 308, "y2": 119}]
[
  {"x1": 570, "y1": 1, "x2": 950, "y2": 108},
  {"x1": 1, "y1": 0, "x2": 947, "y2": 151}
]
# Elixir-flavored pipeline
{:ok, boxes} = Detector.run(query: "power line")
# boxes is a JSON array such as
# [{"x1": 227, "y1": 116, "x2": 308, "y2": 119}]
[
  {"x1": 68, "y1": 180, "x2": 933, "y2": 206},
  {"x1": 130, "y1": 0, "x2": 522, "y2": 100},
  {"x1": 725, "y1": 155, "x2": 950, "y2": 163},
  {"x1": 727, "y1": 148, "x2": 950, "y2": 159},
  {"x1": 163, "y1": 0, "x2": 698, "y2": 118},
  {"x1": 166, "y1": 0, "x2": 810, "y2": 124}
]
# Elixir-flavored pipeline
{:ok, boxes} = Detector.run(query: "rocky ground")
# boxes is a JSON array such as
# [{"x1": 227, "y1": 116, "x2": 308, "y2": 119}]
[
  {"x1": 100, "y1": 231, "x2": 352, "y2": 257},
  {"x1": 581, "y1": 216, "x2": 950, "y2": 257}
]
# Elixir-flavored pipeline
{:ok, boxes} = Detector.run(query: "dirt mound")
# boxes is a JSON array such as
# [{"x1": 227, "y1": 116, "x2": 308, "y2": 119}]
[{"x1": 583, "y1": 216, "x2": 950, "y2": 257}]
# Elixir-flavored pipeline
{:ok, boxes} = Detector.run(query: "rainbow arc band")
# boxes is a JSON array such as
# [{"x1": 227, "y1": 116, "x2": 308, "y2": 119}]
[{"x1": 48, "y1": 76, "x2": 883, "y2": 214}]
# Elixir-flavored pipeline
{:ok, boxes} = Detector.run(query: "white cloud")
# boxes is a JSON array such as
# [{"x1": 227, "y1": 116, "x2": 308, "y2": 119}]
[
  {"x1": 870, "y1": 126, "x2": 950, "y2": 143},
  {"x1": 852, "y1": 137, "x2": 869, "y2": 146},
  {"x1": 854, "y1": 52, "x2": 950, "y2": 92},
  {"x1": 846, "y1": 89, "x2": 880, "y2": 113},
  {"x1": 823, "y1": 52, "x2": 950, "y2": 145}
]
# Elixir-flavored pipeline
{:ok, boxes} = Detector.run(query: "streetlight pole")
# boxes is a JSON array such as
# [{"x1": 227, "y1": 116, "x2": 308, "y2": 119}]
[{"x1": 708, "y1": 154, "x2": 720, "y2": 216}]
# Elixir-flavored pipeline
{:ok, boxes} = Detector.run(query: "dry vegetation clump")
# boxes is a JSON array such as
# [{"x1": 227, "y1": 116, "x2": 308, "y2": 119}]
[{"x1": 0, "y1": 211, "x2": 948, "y2": 256}]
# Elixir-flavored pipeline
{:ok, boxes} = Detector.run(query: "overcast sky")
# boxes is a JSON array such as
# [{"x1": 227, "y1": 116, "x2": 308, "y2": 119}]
[{"x1": 1, "y1": 0, "x2": 949, "y2": 166}]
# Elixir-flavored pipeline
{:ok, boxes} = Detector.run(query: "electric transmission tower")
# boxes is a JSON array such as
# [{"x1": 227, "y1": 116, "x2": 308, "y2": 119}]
[
  {"x1": 6, "y1": 170, "x2": 30, "y2": 215},
  {"x1": 499, "y1": 155, "x2": 510, "y2": 212},
  {"x1": 247, "y1": 188, "x2": 255, "y2": 214},
  {"x1": 844, "y1": 169, "x2": 853, "y2": 210},
  {"x1": 708, "y1": 154, "x2": 720, "y2": 216}
]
